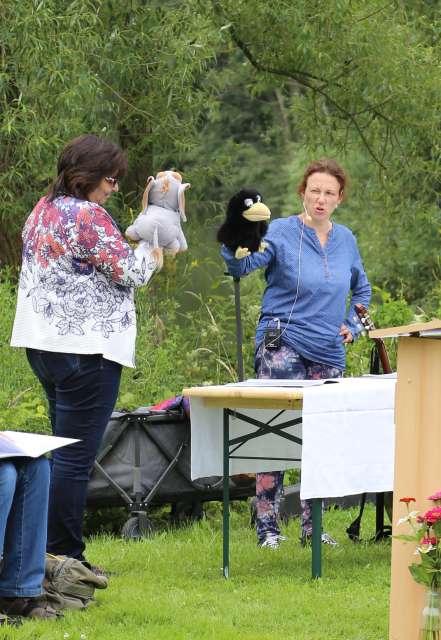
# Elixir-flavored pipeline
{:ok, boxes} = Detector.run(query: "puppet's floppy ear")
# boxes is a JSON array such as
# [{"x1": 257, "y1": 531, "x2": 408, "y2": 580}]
[
  {"x1": 178, "y1": 182, "x2": 191, "y2": 221},
  {"x1": 141, "y1": 176, "x2": 155, "y2": 211}
]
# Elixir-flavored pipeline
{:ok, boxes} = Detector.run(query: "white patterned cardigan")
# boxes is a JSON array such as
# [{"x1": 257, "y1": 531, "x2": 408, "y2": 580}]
[{"x1": 11, "y1": 195, "x2": 157, "y2": 367}]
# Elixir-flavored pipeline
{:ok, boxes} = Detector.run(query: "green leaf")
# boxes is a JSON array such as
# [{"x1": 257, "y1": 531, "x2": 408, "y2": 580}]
[{"x1": 409, "y1": 563, "x2": 432, "y2": 587}]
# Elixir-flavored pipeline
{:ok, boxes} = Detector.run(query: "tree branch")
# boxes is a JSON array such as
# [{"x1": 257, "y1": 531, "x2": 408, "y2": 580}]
[
  {"x1": 211, "y1": 0, "x2": 388, "y2": 169},
  {"x1": 211, "y1": 0, "x2": 326, "y2": 84},
  {"x1": 274, "y1": 88, "x2": 292, "y2": 141},
  {"x1": 356, "y1": 2, "x2": 396, "y2": 23}
]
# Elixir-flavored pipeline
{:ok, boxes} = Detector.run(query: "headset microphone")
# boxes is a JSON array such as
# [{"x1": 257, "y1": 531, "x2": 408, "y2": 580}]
[{"x1": 302, "y1": 199, "x2": 312, "y2": 222}]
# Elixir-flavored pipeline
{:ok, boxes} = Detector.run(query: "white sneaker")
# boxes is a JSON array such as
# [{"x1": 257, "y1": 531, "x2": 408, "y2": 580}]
[
  {"x1": 259, "y1": 535, "x2": 280, "y2": 549},
  {"x1": 275, "y1": 534, "x2": 288, "y2": 542},
  {"x1": 321, "y1": 532, "x2": 339, "y2": 546},
  {"x1": 301, "y1": 531, "x2": 339, "y2": 547}
]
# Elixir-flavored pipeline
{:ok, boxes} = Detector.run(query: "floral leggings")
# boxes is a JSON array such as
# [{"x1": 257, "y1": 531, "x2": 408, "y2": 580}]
[{"x1": 254, "y1": 341, "x2": 342, "y2": 544}]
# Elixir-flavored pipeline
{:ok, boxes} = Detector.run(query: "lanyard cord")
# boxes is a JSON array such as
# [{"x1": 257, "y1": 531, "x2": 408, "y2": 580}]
[{"x1": 261, "y1": 216, "x2": 305, "y2": 373}]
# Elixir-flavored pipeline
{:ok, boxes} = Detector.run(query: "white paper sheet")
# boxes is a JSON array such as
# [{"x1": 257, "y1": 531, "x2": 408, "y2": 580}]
[
  {"x1": 225, "y1": 378, "x2": 340, "y2": 388},
  {"x1": 0, "y1": 431, "x2": 79, "y2": 459}
]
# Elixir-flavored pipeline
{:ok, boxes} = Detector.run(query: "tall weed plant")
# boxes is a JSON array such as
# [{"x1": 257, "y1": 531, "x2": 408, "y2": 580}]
[{"x1": 0, "y1": 271, "x2": 50, "y2": 433}]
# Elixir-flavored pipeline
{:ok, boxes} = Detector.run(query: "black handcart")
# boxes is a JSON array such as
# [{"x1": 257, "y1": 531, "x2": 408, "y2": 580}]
[{"x1": 86, "y1": 404, "x2": 255, "y2": 539}]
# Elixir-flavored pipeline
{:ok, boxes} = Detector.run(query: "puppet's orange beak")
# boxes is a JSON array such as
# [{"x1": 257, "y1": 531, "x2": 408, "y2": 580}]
[{"x1": 242, "y1": 202, "x2": 271, "y2": 222}]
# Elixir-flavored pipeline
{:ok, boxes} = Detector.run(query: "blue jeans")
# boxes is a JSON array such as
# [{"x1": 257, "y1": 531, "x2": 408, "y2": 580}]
[
  {"x1": 254, "y1": 341, "x2": 342, "y2": 543},
  {"x1": 26, "y1": 350, "x2": 122, "y2": 560},
  {"x1": 0, "y1": 457, "x2": 50, "y2": 597}
]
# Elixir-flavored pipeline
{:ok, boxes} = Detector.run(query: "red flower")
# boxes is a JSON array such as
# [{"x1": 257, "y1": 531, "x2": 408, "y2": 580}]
[
  {"x1": 78, "y1": 226, "x2": 99, "y2": 250},
  {"x1": 75, "y1": 206, "x2": 93, "y2": 230},
  {"x1": 35, "y1": 233, "x2": 65, "y2": 268},
  {"x1": 400, "y1": 497, "x2": 416, "y2": 504},
  {"x1": 108, "y1": 253, "x2": 124, "y2": 280},
  {"x1": 97, "y1": 249, "x2": 112, "y2": 265}
]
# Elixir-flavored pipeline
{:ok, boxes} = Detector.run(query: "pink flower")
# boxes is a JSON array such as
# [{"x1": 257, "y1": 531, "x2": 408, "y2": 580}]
[
  {"x1": 78, "y1": 226, "x2": 99, "y2": 250},
  {"x1": 398, "y1": 490, "x2": 441, "y2": 588},
  {"x1": 256, "y1": 474, "x2": 276, "y2": 493},
  {"x1": 423, "y1": 507, "x2": 441, "y2": 524}
]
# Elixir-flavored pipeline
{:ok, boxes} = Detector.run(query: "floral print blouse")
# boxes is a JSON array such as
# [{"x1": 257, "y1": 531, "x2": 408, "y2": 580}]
[{"x1": 11, "y1": 195, "x2": 157, "y2": 367}]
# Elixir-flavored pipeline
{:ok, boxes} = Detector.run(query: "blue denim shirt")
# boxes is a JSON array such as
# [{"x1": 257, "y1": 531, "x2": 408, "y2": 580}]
[{"x1": 221, "y1": 215, "x2": 371, "y2": 370}]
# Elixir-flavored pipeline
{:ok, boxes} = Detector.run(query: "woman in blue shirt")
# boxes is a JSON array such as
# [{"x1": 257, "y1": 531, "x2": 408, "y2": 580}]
[{"x1": 222, "y1": 158, "x2": 371, "y2": 548}]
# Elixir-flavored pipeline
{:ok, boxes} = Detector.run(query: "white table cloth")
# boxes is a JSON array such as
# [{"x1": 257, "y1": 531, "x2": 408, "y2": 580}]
[{"x1": 189, "y1": 376, "x2": 396, "y2": 500}]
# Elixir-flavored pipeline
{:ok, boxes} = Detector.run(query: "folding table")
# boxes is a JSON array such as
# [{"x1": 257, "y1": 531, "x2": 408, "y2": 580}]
[{"x1": 183, "y1": 377, "x2": 395, "y2": 579}]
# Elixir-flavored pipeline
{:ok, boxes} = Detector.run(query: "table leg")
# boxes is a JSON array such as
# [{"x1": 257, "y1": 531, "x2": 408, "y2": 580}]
[
  {"x1": 223, "y1": 409, "x2": 230, "y2": 578},
  {"x1": 375, "y1": 491, "x2": 385, "y2": 539},
  {"x1": 311, "y1": 498, "x2": 322, "y2": 579}
]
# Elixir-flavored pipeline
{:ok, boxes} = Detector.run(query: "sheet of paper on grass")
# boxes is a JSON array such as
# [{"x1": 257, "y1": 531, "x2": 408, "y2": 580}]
[
  {"x1": 225, "y1": 378, "x2": 340, "y2": 387},
  {"x1": 0, "y1": 431, "x2": 79, "y2": 460}
]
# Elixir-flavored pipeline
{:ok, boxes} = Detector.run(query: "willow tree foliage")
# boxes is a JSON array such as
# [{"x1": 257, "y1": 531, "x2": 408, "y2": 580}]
[
  {"x1": 1, "y1": 1, "x2": 101, "y2": 262},
  {"x1": 1, "y1": 0, "x2": 440, "y2": 308},
  {"x1": 206, "y1": 0, "x2": 441, "y2": 305},
  {"x1": 0, "y1": 0, "x2": 218, "y2": 263}
]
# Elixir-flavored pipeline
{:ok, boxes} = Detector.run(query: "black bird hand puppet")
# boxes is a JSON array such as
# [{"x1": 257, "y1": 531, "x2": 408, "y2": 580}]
[{"x1": 217, "y1": 188, "x2": 271, "y2": 259}]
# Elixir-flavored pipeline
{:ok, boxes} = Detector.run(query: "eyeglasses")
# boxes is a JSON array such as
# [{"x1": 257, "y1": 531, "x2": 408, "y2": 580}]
[{"x1": 104, "y1": 176, "x2": 118, "y2": 186}]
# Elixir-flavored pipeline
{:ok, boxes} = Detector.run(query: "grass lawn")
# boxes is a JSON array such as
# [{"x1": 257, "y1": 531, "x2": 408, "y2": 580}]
[{"x1": 2, "y1": 503, "x2": 391, "y2": 639}]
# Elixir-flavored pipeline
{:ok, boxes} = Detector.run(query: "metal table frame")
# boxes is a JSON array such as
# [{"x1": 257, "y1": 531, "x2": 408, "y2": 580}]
[
  {"x1": 222, "y1": 406, "x2": 322, "y2": 579},
  {"x1": 183, "y1": 385, "x2": 323, "y2": 579}
]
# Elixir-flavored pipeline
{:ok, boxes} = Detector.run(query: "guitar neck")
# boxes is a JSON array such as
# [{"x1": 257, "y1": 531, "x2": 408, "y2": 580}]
[
  {"x1": 372, "y1": 338, "x2": 393, "y2": 374},
  {"x1": 354, "y1": 303, "x2": 393, "y2": 374}
]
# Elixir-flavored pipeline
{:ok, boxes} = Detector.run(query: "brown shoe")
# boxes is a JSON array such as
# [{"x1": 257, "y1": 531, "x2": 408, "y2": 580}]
[{"x1": 0, "y1": 595, "x2": 61, "y2": 620}]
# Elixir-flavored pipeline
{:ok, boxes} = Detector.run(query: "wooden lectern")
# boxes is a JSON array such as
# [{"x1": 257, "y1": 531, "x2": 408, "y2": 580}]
[{"x1": 370, "y1": 319, "x2": 441, "y2": 640}]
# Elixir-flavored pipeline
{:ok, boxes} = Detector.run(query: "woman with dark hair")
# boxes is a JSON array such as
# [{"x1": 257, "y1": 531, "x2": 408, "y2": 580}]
[
  {"x1": 221, "y1": 158, "x2": 371, "y2": 549},
  {"x1": 11, "y1": 134, "x2": 162, "y2": 565}
]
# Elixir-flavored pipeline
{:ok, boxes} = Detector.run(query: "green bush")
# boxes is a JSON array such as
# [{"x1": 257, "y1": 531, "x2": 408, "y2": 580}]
[
  {"x1": 0, "y1": 272, "x2": 50, "y2": 433},
  {"x1": 345, "y1": 288, "x2": 415, "y2": 377},
  {"x1": 0, "y1": 263, "x2": 416, "y2": 434}
]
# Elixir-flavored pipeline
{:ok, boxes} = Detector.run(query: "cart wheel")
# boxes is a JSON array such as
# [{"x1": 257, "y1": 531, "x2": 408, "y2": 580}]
[{"x1": 121, "y1": 515, "x2": 154, "y2": 540}]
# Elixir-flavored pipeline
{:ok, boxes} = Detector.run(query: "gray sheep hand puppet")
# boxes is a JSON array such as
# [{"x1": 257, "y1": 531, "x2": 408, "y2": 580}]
[
  {"x1": 217, "y1": 188, "x2": 271, "y2": 259},
  {"x1": 126, "y1": 170, "x2": 190, "y2": 254}
]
